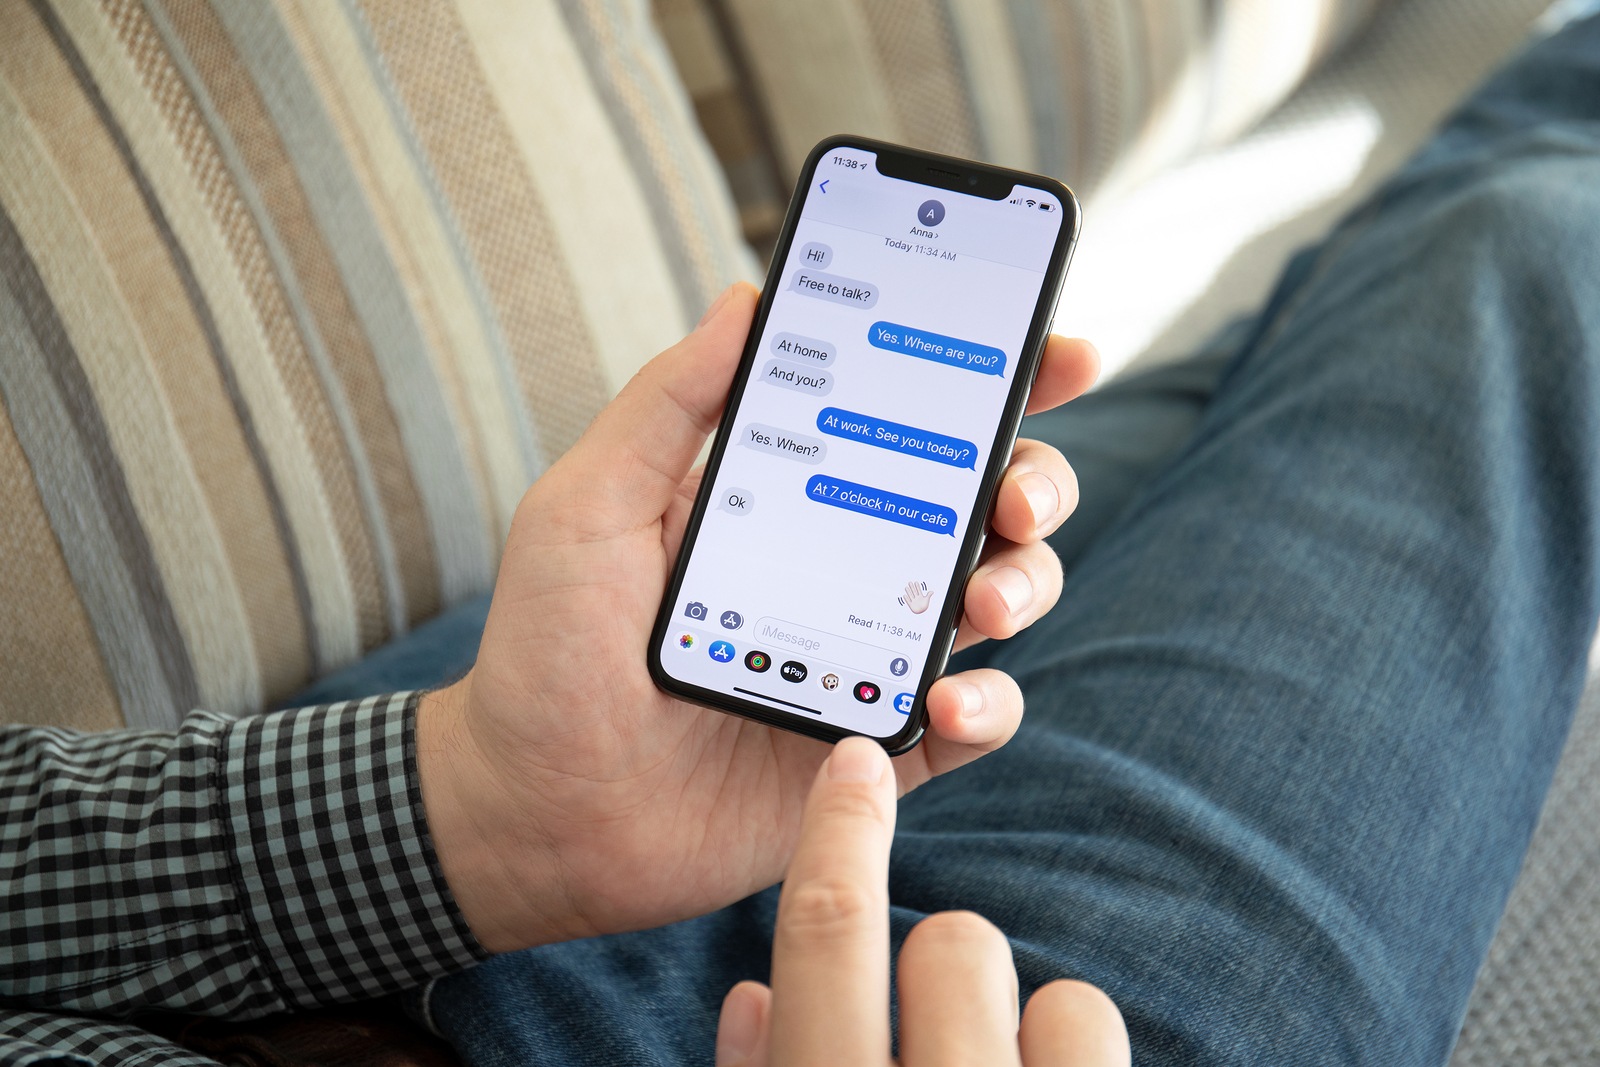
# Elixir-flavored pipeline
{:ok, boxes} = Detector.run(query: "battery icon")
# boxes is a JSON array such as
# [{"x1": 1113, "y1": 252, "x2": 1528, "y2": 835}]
[{"x1": 1038, "y1": 201, "x2": 1053, "y2": 212}]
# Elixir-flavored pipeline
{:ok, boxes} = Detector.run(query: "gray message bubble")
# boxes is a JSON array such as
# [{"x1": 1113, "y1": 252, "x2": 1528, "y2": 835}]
[
  {"x1": 797, "y1": 241, "x2": 833, "y2": 268},
  {"x1": 717, "y1": 486, "x2": 754, "y2": 516},
  {"x1": 740, "y1": 422, "x2": 827, "y2": 465},
  {"x1": 760, "y1": 358, "x2": 834, "y2": 397},
  {"x1": 787, "y1": 269, "x2": 879, "y2": 310},
  {"x1": 771, "y1": 332, "x2": 835, "y2": 366}
]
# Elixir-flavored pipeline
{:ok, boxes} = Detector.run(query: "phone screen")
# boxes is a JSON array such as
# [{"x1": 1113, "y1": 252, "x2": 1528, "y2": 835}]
[{"x1": 651, "y1": 140, "x2": 1075, "y2": 749}]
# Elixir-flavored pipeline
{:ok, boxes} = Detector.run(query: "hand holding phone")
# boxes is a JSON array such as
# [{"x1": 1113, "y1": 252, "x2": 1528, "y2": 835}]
[
  {"x1": 416, "y1": 280, "x2": 1097, "y2": 953},
  {"x1": 651, "y1": 137, "x2": 1082, "y2": 752}
]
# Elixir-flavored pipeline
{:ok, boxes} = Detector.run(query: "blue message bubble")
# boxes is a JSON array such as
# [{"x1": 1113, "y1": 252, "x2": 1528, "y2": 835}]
[
  {"x1": 814, "y1": 407, "x2": 977, "y2": 469},
  {"x1": 804, "y1": 474, "x2": 957, "y2": 536},
  {"x1": 867, "y1": 321, "x2": 1006, "y2": 377}
]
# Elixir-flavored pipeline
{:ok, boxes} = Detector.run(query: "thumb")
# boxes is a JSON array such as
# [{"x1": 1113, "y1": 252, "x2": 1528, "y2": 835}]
[{"x1": 535, "y1": 282, "x2": 758, "y2": 537}]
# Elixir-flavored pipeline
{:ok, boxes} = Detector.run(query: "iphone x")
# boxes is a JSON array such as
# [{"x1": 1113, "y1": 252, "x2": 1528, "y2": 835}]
[{"x1": 648, "y1": 135, "x2": 1080, "y2": 754}]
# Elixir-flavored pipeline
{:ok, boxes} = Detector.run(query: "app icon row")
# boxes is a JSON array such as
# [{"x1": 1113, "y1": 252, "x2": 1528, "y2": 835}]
[{"x1": 679, "y1": 631, "x2": 913, "y2": 712}]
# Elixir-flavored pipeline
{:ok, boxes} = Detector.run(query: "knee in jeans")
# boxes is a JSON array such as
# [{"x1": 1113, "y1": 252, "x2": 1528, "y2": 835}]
[
  {"x1": 1425, "y1": 144, "x2": 1600, "y2": 275},
  {"x1": 1399, "y1": 147, "x2": 1600, "y2": 391}
]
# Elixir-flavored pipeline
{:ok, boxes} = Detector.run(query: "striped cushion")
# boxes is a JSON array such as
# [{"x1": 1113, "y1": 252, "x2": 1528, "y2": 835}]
[
  {"x1": 0, "y1": 0, "x2": 754, "y2": 729},
  {"x1": 676, "y1": 0, "x2": 1391, "y2": 243}
]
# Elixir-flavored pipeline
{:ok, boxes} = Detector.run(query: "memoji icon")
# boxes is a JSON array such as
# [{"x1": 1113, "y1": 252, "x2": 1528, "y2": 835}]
[
  {"x1": 894, "y1": 692, "x2": 915, "y2": 715},
  {"x1": 744, "y1": 650, "x2": 772, "y2": 672},
  {"x1": 820, "y1": 673, "x2": 840, "y2": 691},
  {"x1": 676, "y1": 633, "x2": 695, "y2": 651},
  {"x1": 708, "y1": 640, "x2": 735, "y2": 663}
]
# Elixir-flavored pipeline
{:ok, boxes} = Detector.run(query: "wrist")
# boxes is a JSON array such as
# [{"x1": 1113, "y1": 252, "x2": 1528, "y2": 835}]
[{"x1": 415, "y1": 673, "x2": 560, "y2": 953}]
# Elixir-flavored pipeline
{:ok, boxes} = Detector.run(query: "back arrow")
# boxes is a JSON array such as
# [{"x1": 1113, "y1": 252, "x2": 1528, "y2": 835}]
[{"x1": 819, "y1": 179, "x2": 829, "y2": 193}]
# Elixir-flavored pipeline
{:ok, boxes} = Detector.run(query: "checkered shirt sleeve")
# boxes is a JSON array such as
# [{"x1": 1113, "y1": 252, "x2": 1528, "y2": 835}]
[{"x1": 0, "y1": 692, "x2": 487, "y2": 1063}]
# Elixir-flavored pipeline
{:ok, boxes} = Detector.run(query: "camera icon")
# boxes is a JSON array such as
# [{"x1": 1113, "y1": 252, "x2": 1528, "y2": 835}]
[{"x1": 683, "y1": 601, "x2": 708, "y2": 621}]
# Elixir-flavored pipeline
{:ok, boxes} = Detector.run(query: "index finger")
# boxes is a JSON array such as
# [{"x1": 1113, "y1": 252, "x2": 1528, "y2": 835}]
[
  {"x1": 767, "y1": 737, "x2": 898, "y2": 1066},
  {"x1": 1024, "y1": 335, "x2": 1100, "y2": 416}
]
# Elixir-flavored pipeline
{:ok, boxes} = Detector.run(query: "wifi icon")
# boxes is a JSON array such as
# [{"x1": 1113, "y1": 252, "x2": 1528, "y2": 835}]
[{"x1": 1025, "y1": 199, "x2": 1037, "y2": 208}]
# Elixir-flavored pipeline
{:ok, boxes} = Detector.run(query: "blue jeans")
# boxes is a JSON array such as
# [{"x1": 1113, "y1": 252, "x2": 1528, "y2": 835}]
[{"x1": 304, "y1": 14, "x2": 1600, "y2": 1064}]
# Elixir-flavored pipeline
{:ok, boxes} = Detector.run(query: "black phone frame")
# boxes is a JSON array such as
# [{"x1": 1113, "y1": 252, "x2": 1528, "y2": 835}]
[{"x1": 647, "y1": 134, "x2": 1081, "y2": 755}]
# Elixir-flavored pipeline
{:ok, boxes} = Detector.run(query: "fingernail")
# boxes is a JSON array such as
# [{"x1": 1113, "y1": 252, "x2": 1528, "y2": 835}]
[
  {"x1": 697, "y1": 283, "x2": 735, "y2": 328},
  {"x1": 828, "y1": 737, "x2": 883, "y2": 782},
  {"x1": 951, "y1": 680, "x2": 983, "y2": 719},
  {"x1": 990, "y1": 565, "x2": 1033, "y2": 618},
  {"x1": 716, "y1": 987, "x2": 761, "y2": 1065},
  {"x1": 1018, "y1": 471, "x2": 1060, "y2": 531}
]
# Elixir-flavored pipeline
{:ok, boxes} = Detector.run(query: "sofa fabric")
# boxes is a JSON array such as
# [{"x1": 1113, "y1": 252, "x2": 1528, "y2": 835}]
[
  {"x1": 0, "y1": 0, "x2": 753, "y2": 729},
  {"x1": 1453, "y1": 666, "x2": 1600, "y2": 1066},
  {"x1": 668, "y1": 0, "x2": 1393, "y2": 251},
  {"x1": 1057, "y1": 0, "x2": 1563, "y2": 379}
]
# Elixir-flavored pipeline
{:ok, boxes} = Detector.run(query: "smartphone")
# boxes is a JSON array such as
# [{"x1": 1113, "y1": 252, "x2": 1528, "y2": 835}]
[{"x1": 648, "y1": 135, "x2": 1080, "y2": 754}]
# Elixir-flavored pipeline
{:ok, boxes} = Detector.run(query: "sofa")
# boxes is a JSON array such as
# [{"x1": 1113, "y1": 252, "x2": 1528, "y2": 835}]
[{"x1": 0, "y1": 0, "x2": 1584, "y2": 1060}]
